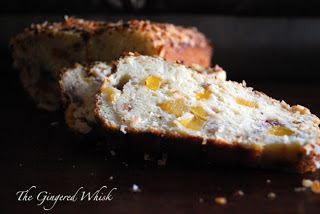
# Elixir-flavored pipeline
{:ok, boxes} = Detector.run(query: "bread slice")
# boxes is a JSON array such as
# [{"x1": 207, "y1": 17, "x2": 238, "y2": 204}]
[
  {"x1": 60, "y1": 62, "x2": 112, "y2": 134},
  {"x1": 60, "y1": 57, "x2": 226, "y2": 134},
  {"x1": 10, "y1": 17, "x2": 212, "y2": 111},
  {"x1": 94, "y1": 54, "x2": 320, "y2": 173}
]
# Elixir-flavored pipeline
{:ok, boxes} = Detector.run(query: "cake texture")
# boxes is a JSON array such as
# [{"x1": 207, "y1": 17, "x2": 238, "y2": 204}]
[
  {"x1": 60, "y1": 56, "x2": 226, "y2": 134},
  {"x1": 10, "y1": 17, "x2": 212, "y2": 111},
  {"x1": 94, "y1": 54, "x2": 320, "y2": 173}
]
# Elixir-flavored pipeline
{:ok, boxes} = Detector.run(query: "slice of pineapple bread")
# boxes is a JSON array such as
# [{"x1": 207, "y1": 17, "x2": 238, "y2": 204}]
[
  {"x1": 10, "y1": 17, "x2": 212, "y2": 111},
  {"x1": 60, "y1": 58, "x2": 226, "y2": 134},
  {"x1": 95, "y1": 54, "x2": 320, "y2": 173},
  {"x1": 60, "y1": 62, "x2": 112, "y2": 134}
]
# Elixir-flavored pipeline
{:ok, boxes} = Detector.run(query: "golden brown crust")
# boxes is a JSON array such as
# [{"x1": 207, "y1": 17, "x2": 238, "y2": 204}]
[
  {"x1": 94, "y1": 105, "x2": 319, "y2": 173},
  {"x1": 162, "y1": 44, "x2": 212, "y2": 68}
]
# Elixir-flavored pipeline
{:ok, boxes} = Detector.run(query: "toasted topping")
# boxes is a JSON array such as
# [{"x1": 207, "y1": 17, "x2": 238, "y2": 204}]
[
  {"x1": 178, "y1": 116, "x2": 206, "y2": 131},
  {"x1": 190, "y1": 106, "x2": 209, "y2": 120},
  {"x1": 161, "y1": 99, "x2": 188, "y2": 117},
  {"x1": 235, "y1": 97, "x2": 257, "y2": 108},
  {"x1": 28, "y1": 17, "x2": 210, "y2": 49},
  {"x1": 268, "y1": 126, "x2": 295, "y2": 136},
  {"x1": 144, "y1": 75, "x2": 163, "y2": 91}
]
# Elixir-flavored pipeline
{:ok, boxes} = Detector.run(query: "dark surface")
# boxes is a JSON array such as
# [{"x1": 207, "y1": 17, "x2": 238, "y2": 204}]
[
  {"x1": 2, "y1": 72, "x2": 320, "y2": 214},
  {"x1": 2, "y1": 14, "x2": 320, "y2": 214}
]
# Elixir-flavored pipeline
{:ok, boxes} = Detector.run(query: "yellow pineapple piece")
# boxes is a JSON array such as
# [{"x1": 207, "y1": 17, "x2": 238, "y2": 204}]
[
  {"x1": 161, "y1": 99, "x2": 188, "y2": 117},
  {"x1": 190, "y1": 106, "x2": 209, "y2": 120},
  {"x1": 195, "y1": 90, "x2": 211, "y2": 100},
  {"x1": 144, "y1": 75, "x2": 163, "y2": 91},
  {"x1": 235, "y1": 97, "x2": 257, "y2": 108},
  {"x1": 82, "y1": 78, "x2": 90, "y2": 82},
  {"x1": 268, "y1": 126, "x2": 295, "y2": 136},
  {"x1": 178, "y1": 116, "x2": 206, "y2": 131},
  {"x1": 101, "y1": 86, "x2": 117, "y2": 101}
]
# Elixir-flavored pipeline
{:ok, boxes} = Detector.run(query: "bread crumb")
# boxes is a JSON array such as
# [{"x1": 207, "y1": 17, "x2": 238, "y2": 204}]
[
  {"x1": 50, "y1": 121, "x2": 59, "y2": 127},
  {"x1": 294, "y1": 187, "x2": 306, "y2": 192},
  {"x1": 120, "y1": 125, "x2": 127, "y2": 134},
  {"x1": 302, "y1": 179, "x2": 320, "y2": 194},
  {"x1": 130, "y1": 184, "x2": 141, "y2": 192},
  {"x1": 234, "y1": 190, "x2": 244, "y2": 196},
  {"x1": 110, "y1": 150, "x2": 116, "y2": 156},
  {"x1": 266, "y1": 179, "x2": 271, "y2": 184},
  {"x1": 215, "y1": 197, "x2": 227, "y2": 205},
  {"x1": 302, "y1": 179, "x2": 314, "y2": 187},
  {"x1": 144, "y1": 153, "x2": 151, "y2": 161},
  {"x1": 157, "y1": 153, "x2": 168, "y2": 166},
  {"x1": 267, "y1": 192, "x2": 276, "y2": 199},
  {"x1": 199, "y1": 198, "x2": 204, "y2": 203}
]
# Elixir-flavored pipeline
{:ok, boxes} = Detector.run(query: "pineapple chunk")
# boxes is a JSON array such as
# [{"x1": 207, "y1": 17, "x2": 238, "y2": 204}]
[
  {"x1": 195, "y1": 90, "x2": 211, "y2": 100},
  {"x1": 144, "y1": 75, "x2": 163, "y2": 91},
  {"x1": 268, "y1": 126, "x2": 295, "y2": 136},
  {"x1": 82, "y1": 78, "x2": 90, "y2": 82},
  {"x1": 235, "y1": 97, "x2": 257, "y2": 108},
  {"x1": 101, "y1": 87, "x2": 117, "y2": 101},
  {"x1": 161, "y1": 99, "x2": 188, "y2": 117},
  {"x1": 190, "y1": 106, "x2": 209, "y2": 120},
  {"x1": 178, "y1": 116, "x2": 206, "y2": 131}
]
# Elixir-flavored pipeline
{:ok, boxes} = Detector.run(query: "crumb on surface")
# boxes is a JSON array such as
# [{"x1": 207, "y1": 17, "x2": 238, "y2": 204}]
[
  {"x1": 199, "y1": 198, "x2": 204, "y2": 203},
  {"x1": 131, "y1": 184, "x2": 141, "y2": 192},
  {"x1": 267, "y1": 192, "x2": 276, "y2": 199},
  {"x1": 157, "y1": 153, "x2": 168, "y2": 166},
  {"x1": 50, "y1": 121, "x2": 59, "y2": 127},
  {"x1": 294, "y1": 187, "x2": 307, "y2": 192},
  {"x1": 302, "y1": 179, "x2": 320, "y2": 194},
  {"x1": 215, "y1": 197, "x2": 227, "y2": 205},
  {"x1": 234, "y1": 190, "x2": 244, "y2": 196},
  {"x1": 110, "y1": 150, "x2": 116, "y2": 156},
  {"x1": 144, "y1": 153, "x2": 151, "y2": 161},
  {"x1": 266, "y1": 179, "x2": 271, "y2": 184}
]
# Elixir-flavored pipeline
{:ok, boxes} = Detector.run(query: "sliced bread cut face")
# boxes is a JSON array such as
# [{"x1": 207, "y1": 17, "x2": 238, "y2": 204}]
[
  {"x1": 95, "y1": 54, "x2": 320, "y2": 173},
  {"x1": 11, "y1": 17, "x2": 212, "y2": 111},
  {"x1": 60, "y1": 59, "x2": 226, "y2": 134},
  {"x1": 60, "y1": 62, "x2": 112, "y2": 134}
]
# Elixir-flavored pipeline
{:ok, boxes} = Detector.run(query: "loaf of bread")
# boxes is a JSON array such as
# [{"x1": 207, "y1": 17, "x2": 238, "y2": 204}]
[
  {"x1": 60, "y1": 56, "x2": 226, "y2": 134},
  {"x1": 10, "y1": 17, "x2": 212, "y2": 111},
  {"x1": 94, "y1": 53, "x2": 320, "y2": 173}
]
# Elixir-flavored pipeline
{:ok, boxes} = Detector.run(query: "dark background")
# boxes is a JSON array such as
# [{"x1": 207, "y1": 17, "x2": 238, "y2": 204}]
[
  {"x1": 2, "y1": 1, "x2": 320, "y2": 213},
  {"x1": 1, "y1": 0, "x2": 320, "y2": 83}
]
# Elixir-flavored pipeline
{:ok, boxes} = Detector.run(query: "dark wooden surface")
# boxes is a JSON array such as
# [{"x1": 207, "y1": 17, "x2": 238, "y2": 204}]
[{"x1": 2, "y1": 63, "x2": 320, "y2": 214}]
